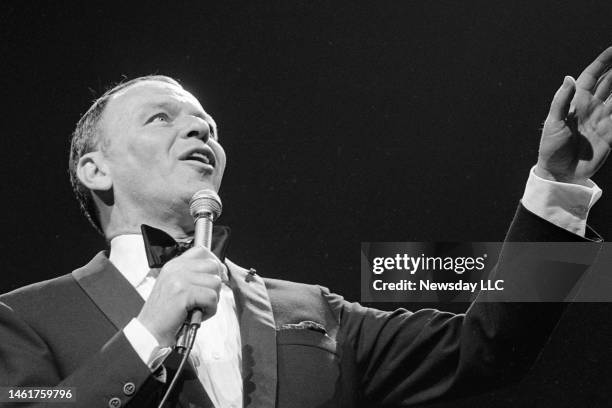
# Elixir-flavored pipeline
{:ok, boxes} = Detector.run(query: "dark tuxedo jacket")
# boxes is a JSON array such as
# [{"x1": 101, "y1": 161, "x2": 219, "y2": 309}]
[{"x1": 0, "y1": 205, "x2": 601, "y2": 408}]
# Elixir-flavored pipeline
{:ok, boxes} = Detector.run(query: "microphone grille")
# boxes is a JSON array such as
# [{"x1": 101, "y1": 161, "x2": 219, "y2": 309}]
[{"x1": 189, "y1": 189, "x2": 222, "y2": 220}]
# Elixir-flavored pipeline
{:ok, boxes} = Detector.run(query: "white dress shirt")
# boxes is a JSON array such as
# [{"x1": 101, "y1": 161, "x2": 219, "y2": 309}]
[
  {"x1": 111, "y1": 236, "x2": 243, "y2": 408},
  {"x1": 112, "y1": 166, "x2": 602, "y2": 408}
]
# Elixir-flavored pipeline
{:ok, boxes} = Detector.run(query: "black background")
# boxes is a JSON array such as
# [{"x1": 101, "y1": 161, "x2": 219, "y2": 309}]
[{"x1": 2, "y1": 1, "x2": 612, "y2": 406}]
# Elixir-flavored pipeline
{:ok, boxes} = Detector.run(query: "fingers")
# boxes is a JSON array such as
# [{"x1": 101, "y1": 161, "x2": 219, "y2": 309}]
[
  {"x1": 139, "y1": 247, "x2": 225, "y2": 344},
  {"x1": 546, "y1": 76, "x2": 576, "y2": 122},
  {"x1": 159, "y1": 267, "x2": 222, "y2": 312},
  {"x1": 576, "y1": 46, "x2": 612, "y2": 92},
  {"x1": 181, "y1": 245, "x2": 218, "y2": 261},
  {"x1": 180, "y1": 246, "x2": 224, "y2": 275},
  {"x1": 189, "y1": 287, "x2": 220, "y2": 316},
  {"x1": 594, "y1": 68, "x2": 612, "y2": 101},
  {"x1": 188, "y1": 269, "x2": 223, "y2": 294}
]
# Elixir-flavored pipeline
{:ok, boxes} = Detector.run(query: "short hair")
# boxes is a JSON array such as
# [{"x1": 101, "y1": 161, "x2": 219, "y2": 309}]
[{"x1": 68, "y1": 75, "x2": 182, "y2": 234}]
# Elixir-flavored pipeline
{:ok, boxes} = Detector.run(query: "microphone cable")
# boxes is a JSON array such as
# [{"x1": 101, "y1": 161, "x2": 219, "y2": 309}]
[{"x1": 157, "y1": 324, "x2": 199, "y2": 408}]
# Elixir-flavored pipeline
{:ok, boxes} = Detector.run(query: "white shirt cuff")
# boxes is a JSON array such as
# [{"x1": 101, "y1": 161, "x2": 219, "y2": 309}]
[
  {"x1": 521, "y1": 166, "x2": 602, "y2": 237},
  {"x1": 123, "y1": 318, "x2": 172, "y2": 374}
]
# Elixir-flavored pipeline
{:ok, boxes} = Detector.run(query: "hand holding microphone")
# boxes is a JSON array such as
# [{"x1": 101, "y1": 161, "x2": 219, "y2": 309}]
[{"x1": 137, "y1": 189, "x2": 223, "y2": 348}]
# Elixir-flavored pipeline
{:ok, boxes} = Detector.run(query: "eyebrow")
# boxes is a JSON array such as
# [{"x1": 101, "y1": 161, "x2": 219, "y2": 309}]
[{"x1": 138, "y1": 100, "x2": 209, "y2": 121}]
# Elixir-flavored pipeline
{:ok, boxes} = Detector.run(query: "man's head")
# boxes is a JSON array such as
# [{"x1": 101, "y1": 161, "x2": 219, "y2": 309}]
[{"x1": 69, "y1": 76, "x2": 226, "y2": 238}]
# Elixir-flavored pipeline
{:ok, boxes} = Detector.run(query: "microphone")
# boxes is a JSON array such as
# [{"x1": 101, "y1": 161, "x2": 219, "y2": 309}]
[{"x1": 175, "y1": 189, "x2": 223, "y2": 353}]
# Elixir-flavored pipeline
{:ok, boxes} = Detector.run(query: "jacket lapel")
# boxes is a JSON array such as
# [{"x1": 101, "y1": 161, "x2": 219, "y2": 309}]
[
  {"x1": 71, "y1": 251, "x2": 213, "y2": 408},
  {"x1": 72, "y1": 251, "x2": 144, "y2": 330},
  {"x1": 227, "y1": 260, "x2": 278, "y2": 408}
]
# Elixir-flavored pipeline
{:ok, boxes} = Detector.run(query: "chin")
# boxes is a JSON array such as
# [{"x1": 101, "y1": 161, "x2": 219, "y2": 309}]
[
  {"x1": 176, "y1": 183, "x2": 219, "y2": 204},
  {"x1": 192, "y1": 183, "x2": 219, "y2": 195}
]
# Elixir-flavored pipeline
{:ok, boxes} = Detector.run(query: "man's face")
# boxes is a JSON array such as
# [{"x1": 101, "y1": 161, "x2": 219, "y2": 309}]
[{"x1": 100, "y1": 80, "x2": 226, "y2": 221}]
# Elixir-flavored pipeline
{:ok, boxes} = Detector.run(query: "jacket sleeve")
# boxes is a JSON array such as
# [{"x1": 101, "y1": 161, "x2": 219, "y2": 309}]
[
  {"x1": 323, "y1": 203, "x2": 602, "y2": 406},
  {"x1": 0, "y1": 301, "x2": 164, "y2": 408}
]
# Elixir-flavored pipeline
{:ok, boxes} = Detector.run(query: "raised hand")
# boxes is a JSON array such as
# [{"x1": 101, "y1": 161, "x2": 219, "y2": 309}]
[{"x1": 536, "y1": 47, "x2": 612, "y2": 186}]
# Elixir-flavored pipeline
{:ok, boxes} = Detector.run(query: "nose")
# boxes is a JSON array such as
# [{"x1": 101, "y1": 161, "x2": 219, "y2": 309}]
[{"x1": 185, "y1": 117, "x2": 211, "y2": 143}]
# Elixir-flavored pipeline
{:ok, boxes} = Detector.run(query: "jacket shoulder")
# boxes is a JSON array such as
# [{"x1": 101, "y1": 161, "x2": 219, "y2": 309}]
[
  {"x1": 1, "y1": 274, "x2": 77, "y2": 306},
  {"x1": 0, "y1": 273, "x2": 87, "y2": 325}
]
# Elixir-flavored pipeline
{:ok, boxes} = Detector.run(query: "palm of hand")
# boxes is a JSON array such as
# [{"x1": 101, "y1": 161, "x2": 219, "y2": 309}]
[{"x1": 537, "y1": 47, "x2": 612, "y2": 184}]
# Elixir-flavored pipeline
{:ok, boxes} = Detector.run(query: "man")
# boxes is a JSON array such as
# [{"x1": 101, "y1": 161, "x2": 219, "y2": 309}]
[{"x1": 1, "y1": 47, "x2": 611, "y2": 408}]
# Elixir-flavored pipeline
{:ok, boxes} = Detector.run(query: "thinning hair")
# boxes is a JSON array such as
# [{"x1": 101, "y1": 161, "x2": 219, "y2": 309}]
[{"x1": 68, "y1": 75, "x2": 182, "y2": 234}]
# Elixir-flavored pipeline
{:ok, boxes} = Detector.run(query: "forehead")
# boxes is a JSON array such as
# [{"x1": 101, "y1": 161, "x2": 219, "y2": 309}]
[{"x1": 105, "y1": 80, "x2": 208, "y2": 121}]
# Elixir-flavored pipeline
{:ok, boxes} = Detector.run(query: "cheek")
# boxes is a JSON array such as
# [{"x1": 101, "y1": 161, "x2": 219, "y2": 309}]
[
  {"x1": 210, "y1": 141, "x2": 227, "y2": 172},
  {"x1": 216, "y1": 148, "x2": 227, "y2": 176},
  {"x1": 124, "y1": 140, "x2": 174, "y2": 173},
  {"x1": 127, "y1": 142, "x2": 160, "y2": 162},
  {"x1": 109, "y1": 143, "x2": 171, "y2": 186},
  {"x1": 209, "y1": 144, "x2": 227, "y2": 190}
]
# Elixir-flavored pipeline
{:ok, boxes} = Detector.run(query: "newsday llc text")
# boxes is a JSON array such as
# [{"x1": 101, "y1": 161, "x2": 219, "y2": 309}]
[{"x1": 372, "y1": 278, "x2": 504, "y2": 293}]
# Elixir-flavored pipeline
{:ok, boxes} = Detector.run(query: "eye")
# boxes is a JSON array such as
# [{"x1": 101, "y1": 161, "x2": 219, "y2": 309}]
[{"x1": 146, "y1": 112, "x2": 170, "y2": 124}]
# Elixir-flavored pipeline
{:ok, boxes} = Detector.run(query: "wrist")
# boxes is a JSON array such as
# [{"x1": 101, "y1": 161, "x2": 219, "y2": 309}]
[
  {"x1": 124, "y1": 318, "x2": 173, "y2": 372},
  {"x1": 534, "y1": 165, "x2": 590, "y2": 187},
  {"x1": 136, "y1": 315, "x2": 176, "y2": 347}
]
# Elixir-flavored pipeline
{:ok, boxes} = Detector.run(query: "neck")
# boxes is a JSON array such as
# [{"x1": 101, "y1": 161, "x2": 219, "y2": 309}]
[{"x1": 102, "y1": 208, "x2": 194, "y2": 241}]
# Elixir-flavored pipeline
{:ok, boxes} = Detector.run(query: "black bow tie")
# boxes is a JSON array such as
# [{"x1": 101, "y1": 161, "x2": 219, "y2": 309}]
[{"x1": 140, "y1": 224, "x2": 231, "y2": 268}]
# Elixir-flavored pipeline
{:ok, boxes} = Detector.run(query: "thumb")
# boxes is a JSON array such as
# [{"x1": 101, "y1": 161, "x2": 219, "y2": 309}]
[{"x1": 546, "y1": 76, "x2": 576, "y2": 123}]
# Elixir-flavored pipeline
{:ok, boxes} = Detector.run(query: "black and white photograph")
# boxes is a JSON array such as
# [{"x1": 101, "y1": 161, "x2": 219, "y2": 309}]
[{"x1": 2, "y1": 2, "x2": 612, "y2": 407}]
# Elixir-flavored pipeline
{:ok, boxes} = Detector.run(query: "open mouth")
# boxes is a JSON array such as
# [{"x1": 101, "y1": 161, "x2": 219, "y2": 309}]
[{"x1": 182, "y1": 149, "x2": 216, "y2": 168}]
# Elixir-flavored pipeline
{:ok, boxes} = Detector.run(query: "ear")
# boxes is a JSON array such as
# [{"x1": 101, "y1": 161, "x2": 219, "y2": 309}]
[{"x1": 76, "y1": 152, "x2": 112, "y2": 191}]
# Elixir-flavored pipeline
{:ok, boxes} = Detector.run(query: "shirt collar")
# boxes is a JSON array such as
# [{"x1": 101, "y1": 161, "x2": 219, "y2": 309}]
[{"x1": 109, "y1": 234, "x2": 152, "y2": 288}]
